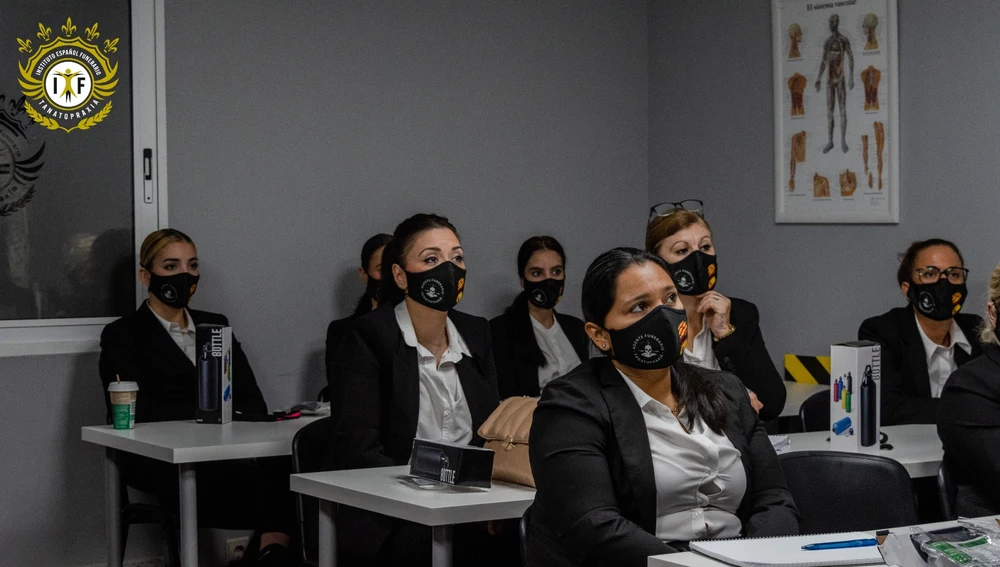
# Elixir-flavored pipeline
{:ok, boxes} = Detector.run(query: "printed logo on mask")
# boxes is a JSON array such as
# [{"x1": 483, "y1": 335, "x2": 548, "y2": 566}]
[
  {"x1": 161, "y1": 285, "x2": 177, "y2": 301},
  {"x1": 532, "y1": 289, "x2": 547, "y2": 305},
  {"x1": 631, "y1": 333, "x2": 665, "y2": 365},
  {"x1": 420, "y1": 279, "x2": 444, "y2": 303},
  {"x1": 674, "y1": 269, "x2": 695, "y2": 293},
  {"x1": 918, "y1": 291, "x2": 935, "y2": 314},
  {"x1": 677, "y1": 320, "x2": 689, "y2": 353}
]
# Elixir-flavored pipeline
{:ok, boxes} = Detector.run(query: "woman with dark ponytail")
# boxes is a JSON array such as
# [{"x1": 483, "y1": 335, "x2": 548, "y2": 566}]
[
  {"x1": 490, "y1": 236, "x2": 589, "y2": 398},
  {"x1": 327, "y1": 213, "x2": 511, "y2": 566},
  {"x1": 325, "y1": 233, "x2": 391, "y2": 391},
  {"x1": 525, "y1": 247, "x2": 798, "y2": 567}
]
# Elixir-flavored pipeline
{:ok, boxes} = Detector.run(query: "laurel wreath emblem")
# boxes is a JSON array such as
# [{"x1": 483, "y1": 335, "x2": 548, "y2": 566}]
[
  {"x1": 0, "y1": 186, "x2": 35, "y2": 217},
  {"x1": 23, "y1": 100, "x2": 112, "y2": 133}
]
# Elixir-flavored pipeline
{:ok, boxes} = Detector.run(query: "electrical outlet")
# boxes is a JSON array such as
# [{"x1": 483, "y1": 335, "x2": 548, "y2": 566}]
[{"x1": 227, "y1": 536, "x2": 251, "y2": 563}]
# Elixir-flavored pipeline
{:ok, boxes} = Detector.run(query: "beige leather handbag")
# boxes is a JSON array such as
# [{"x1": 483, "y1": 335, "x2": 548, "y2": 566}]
[{"x1": 477, "y1": 396, "x2": 538, "y2": 487}]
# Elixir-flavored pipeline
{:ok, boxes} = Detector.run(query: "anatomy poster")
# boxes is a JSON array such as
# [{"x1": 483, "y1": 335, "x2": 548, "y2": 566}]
[{"x1": 773, "y1": 0, "x2": 898, "y2": 223}]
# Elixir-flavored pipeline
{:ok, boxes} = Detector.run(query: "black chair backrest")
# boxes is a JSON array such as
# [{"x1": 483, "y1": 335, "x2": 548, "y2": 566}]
[
  {"x1": 798, "y1": 390, "x2": 830, "y2": 432},
  {"x1": 520, "y1": 505, "x2": 531, "y2": 566},
  {"x1": 937, "y1": 460, "x2": 958, "y2": 520},
  {"x1": 292, "y1": 417, "x2": 333, "y2": 566},
  {"x1": 779, "y1": 450, "x2": 917, "y2": 534}
]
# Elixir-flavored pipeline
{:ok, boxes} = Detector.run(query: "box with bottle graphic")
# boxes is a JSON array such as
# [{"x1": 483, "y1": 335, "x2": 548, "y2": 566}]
[
  {"x1": 830, "y1": 341, "x2": 881, "y2": 454},
  {"x1": 196, "y1": 324, "x2": 232, "y2": 424}
]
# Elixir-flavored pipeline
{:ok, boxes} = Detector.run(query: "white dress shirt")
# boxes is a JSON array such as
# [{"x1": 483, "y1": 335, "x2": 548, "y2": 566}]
[
  {"x1": 530, "y1": 315, "x2": 583, "y2": 390},
  {"x1": 682, "y1": 315, "x2": 721, "y2": 371},
  {"x1": 619, "y1": 370, "x2": 746, "y2": 542},
  {"x1": 914, "y1": 313, "x2": 971, "y2": 398},
  {"x1": 149, "y1": 301, "x2": 196, "y2": 364},
  {"x1": 395, "y1": 302, "x2": 474, "y2": 444}
]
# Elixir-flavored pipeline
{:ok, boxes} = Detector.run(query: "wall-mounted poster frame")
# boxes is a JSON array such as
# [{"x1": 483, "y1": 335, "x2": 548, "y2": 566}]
[{"x1": 773, "y1": 0, "x2": 899, "y2": 223}]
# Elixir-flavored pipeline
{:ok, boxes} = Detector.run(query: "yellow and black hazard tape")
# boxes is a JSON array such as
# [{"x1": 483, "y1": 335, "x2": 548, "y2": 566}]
[{"x1": 783, "y1": 354, "x2": 831, "y2": 385}]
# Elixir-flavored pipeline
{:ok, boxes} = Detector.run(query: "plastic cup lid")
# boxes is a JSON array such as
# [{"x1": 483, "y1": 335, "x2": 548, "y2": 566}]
[{"x1": 108, "y1": 381, "x2": 139, "y2": 392}]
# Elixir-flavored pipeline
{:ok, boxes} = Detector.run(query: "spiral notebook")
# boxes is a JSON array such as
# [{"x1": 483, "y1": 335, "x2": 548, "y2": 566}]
[{"x1": 689, "y1": 532, "x2": 883, "y2": 567}]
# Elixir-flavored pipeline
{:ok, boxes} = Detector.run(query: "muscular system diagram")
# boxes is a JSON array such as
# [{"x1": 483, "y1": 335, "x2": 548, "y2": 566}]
[
  {"x1": 788, "y1": 73, "x2": 807, "y2": 116},
  {"x1": 840, "y1": 170, "x2": 857, "y2": 196},
  {"x1": 789, "y1": 131, "x2": 806, "y2": 190},
  {"x1": 814, "y1": 173, "x2": 830, "y2": 198},
  {"x1": 861, "y1": 66, "x2": 881, "y2": 111},
  {"x1": 789, "y1": 24, "x2": 802, "y2": 58},
  {"x1": 816, "y1": 14, "x2": 854, "y2": 154},
  {"x1": 862, "y1": 135, "x2": 872, "y2": 188},
  {"x1": 862, "y1": 13, "x2": 878, "y2": 50},
  {"x1": 874, "y1": 121, "x2": 885, "y2": 190}
]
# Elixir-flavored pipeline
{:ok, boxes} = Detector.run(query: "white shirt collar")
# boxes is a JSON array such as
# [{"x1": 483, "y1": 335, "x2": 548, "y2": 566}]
[
  {"x1": 148, "y1": 301, "x2": 195, "y2": 334},
  {"x1": 529, "y1": 313, "x2": 563, "y2": 335},
  {"x1": 914, "y1": 312, "x2": 970, "y2": 359},
  {"x1": 394, "y1": 301, "x2": 471, "y2": 361}
]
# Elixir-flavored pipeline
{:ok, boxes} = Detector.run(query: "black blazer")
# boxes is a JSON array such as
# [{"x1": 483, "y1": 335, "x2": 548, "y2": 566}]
[
  {"x1": 526, "y1": 358, "x2": 799, "y2": 567},
  {"x1": 99, "y1": 302, "x2": 268, "y2": 423},
  {"x1": 327, "y1": 303, "x2": 500, "y2": 558},
  {"x1": 937, "y1": 345, "x2": 1000, "y2": 517},
  {"x1": 712, "y1": 297, "x2": 786, "y2": 422},
  {"x1": 324, "y1": 312, "x2": 361, "y2": 394},
  {"x1": 490, "y1": 308, "x2": 590, "y2": 398},
  {"x1": 859, "y1": 306, "x2": 982, "y2": 425}
]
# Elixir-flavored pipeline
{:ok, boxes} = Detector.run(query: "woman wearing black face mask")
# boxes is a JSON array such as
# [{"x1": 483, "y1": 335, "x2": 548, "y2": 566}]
[
  {"x1": 646, "y1": 202, "x2": 785, "y2": 421},
  {"x1": 490, "y1": 236, "x2": 589, "y2": 398},
  {"x1": 327, "y1": 214, "x2": 511, "y2": 566},
  {"x1": 524, "y1": 247, "x2": 798, "y2": 567},
  {"x1": 324, "y1": 233, "x2": 391, "y2": 396},
  {"x1": 859, "y1": 238, "x2": 983, "y2": 425},
  {"x1": 938, "y1": 263, "x2": 1000, "y2": 517},
  {"x1": 98, "y1": 229, "x2": 295, "y2": 565}
]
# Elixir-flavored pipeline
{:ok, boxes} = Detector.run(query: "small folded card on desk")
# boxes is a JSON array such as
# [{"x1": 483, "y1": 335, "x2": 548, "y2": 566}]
[
  {"x1": 408, "y1": 438, "x2": 494, "y2": 489},
  {"x1": 690, "y1": 532, "x2": 882, "y2": 567}
]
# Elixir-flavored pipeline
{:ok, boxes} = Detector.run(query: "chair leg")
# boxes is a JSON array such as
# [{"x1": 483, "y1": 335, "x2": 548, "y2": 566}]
[
  {"x1": 120, "y1": 520, "x2": 129, "y2": 564},
  {"x1": 163, "y1": 518, "x2": 181, "y2": 567}
]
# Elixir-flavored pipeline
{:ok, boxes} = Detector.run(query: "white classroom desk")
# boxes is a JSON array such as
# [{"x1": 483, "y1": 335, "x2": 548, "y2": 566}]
[
  {"x1": 648, "y1": 517, "x2": 998, "y2": 566},
  {"x1": 779, "y1": 381, "x2": 828, "y2": 418},
  {"x1": 780, "y1": 423, "x2": 943, "y2": 478},
  {"x1": 290, "y1": 465, "x2": 536, "y2": 567},
  {"x1": 82, "y1": 417, "x2": 322, "y2": 567}
]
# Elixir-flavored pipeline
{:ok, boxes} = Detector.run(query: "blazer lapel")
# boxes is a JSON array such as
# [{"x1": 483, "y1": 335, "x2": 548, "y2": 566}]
[
  {"x1": 456, "y1": 355, "x2": 494, "y2": 438},
  {"x1": 138, "y1": 303, "x2": 195, "y2": 372},
  {"x1": 901, "y1": 310, "x2": 933, "y2": 399},
  {"x1": 598, "y1": 361, "x2": 657, "y2": 533},
  {"x1": 391, "y1": 338, "x2": 421, "y2": 445}
]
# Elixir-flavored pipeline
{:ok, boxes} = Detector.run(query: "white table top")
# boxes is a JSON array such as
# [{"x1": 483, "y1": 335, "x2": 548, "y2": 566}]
[
  {"x1": 290, "y1": 465, "x2": 535, "y2": 526},
  {"x1": 779, "y1": 423, "x2": 943, "y2": 478},
  {"x1": 81, "y1": 416, "x2": 322, "y2": 464},
  {"x1": 648, "y1": 518, "x2": 997, "y2": 567},
  {"x1": 779, "y1": 381, "x2": 828, "y2": 418}
]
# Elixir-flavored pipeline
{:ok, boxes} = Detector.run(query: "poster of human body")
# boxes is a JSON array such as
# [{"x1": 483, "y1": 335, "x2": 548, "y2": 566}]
[{"x1": 773, "y1": 0, "x2": 898, "y2": 223}]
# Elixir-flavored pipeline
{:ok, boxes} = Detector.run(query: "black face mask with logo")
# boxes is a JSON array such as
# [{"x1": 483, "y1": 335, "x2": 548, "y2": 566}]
[
  {"x1": 405, "y1": 261, "x2": 466, "y2": 312},
  {"x1": 907, "y1": 279, "x2": 967, "y2": 322},
  {"x1": 149, "y1": 272, "x2": 199, "y2": 309},
  {"x1": 665, "y1": 251, "x2": 718, "y2": 296},
  {"x1": 524, "y1": 278, "x2": 564, "y2": 310},
  {"x1": 605, "y1": 305, "x2": 689, "y2": 370}
]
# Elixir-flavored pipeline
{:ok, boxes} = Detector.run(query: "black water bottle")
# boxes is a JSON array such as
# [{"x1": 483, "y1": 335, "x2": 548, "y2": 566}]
[
  {"x1": 860, "y1": 364, "x2": 877, "y2": 447},
  {"x1": 198, "y1": 342, "x2": 219, "y2": 412}
]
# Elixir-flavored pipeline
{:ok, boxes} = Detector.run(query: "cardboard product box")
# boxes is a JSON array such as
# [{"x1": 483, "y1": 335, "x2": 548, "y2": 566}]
[
  {"x1": 830, "y1": 340, "x2": 881, "y2": 454},
  {"x1": 195, "y1": 324, "x2": 232, "y2": 424},
  {"x1": 409, "y1": 438, "x2": 494, "y2": 488}
]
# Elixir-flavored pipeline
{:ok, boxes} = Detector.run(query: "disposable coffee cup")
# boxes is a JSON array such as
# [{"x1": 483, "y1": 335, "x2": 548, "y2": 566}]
[{"x1": 108, "y1": 381, "x2": 139, "y2": 430}]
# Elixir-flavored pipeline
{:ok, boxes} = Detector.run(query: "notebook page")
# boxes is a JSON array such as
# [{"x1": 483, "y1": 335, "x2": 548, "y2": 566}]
[{"x1": 689, "y1": 532, "x2": 883, "y2": 567}]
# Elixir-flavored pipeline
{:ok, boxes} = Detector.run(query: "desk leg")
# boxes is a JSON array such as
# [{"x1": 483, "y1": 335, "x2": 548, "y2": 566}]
[
  {"x1": 318, "y1": 500, "x2": 337, "y2": 567},
  {"x1": 178, "y1": 464, "x2": 198, "y2": 567},
  {"x1": 105, "y1": 448, "x2": 123, "y2": 567},
  {"x1": 431, "y1": 524, "x2": 454, "y2": 567}
]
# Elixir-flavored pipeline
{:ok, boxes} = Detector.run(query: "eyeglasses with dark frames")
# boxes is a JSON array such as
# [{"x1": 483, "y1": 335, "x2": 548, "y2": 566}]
[{"x1": 648, "y1": 199, "x2": 704, "y2": 223}]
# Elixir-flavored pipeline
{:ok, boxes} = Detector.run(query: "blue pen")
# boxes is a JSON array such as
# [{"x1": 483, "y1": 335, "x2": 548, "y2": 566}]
[{"x1": 802, "y1": 538, "x2": 878, "y2": 550}]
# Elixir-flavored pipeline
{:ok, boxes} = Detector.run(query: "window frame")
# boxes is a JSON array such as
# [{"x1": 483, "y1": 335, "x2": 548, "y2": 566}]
[{"x1": 0, "y1": 0, "x2": 168, "y2": 357}]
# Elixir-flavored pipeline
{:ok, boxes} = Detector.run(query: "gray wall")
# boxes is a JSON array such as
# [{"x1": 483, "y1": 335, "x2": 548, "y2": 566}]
[
  {"x1": 649, "y1": 0, "x2": 1000, "y2": 367},
  {"x1": 0, "y1": 3, "x2": 648, "y2": 566},
  {"x1": 166, "y1": 0, "x2": 649, "y2": 410}
]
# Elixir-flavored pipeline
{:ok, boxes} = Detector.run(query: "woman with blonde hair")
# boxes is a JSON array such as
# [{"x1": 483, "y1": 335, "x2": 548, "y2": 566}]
[
  {"x1": 937, "y1": 263, "x2": 1000, "y2": 517},
  {"x1": 645, "y1": 201, "x2": 785, "y2": 421},
  {"x1": 99, "y1": 228, "x2": 293, "y2": 565}
]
